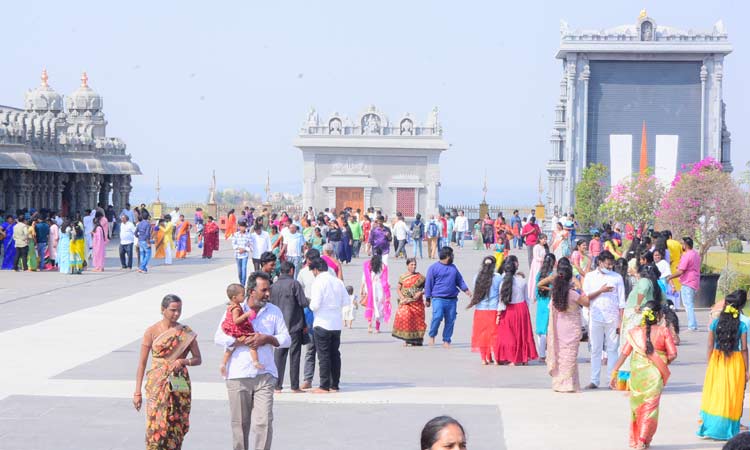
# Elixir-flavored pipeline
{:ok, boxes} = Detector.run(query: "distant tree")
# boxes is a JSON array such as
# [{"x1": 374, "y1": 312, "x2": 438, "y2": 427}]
[{"x1": 574, "y1": 163, "x2": 608, "y2": 231}]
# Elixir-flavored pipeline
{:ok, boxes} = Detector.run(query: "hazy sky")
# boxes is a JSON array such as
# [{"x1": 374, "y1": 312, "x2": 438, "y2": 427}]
[{"x1": 2, "y1": 1, "x2": 748, "y2": 206}]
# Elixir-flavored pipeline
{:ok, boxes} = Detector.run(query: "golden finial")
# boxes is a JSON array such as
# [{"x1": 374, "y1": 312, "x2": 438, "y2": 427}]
[
  {"x1": 41, "y1": 69, "x2": 49, "y2": 88},
  {"x1": 81, "y1": 71, "x2": 89, "y2": 88},
  {"x1": 639, "y1": 9, "x2": 648, "y2": 19}
]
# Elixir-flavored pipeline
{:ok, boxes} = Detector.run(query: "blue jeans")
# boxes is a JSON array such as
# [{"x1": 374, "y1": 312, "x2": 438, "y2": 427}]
[
  {"x1": 36, "y1": 242, "x2": 48, "y2": 268},
  {"x1": 428, "y1": 297, "x2": 458, "y2": 344},
  {"x1": 138, "y1": 241, "x2": 151, "y2": 272},
  {"x1": 681, "y1": 285, "x2": 698, "y2": 330},
  {"x1": 413, "y1": 239, "x2": 423, "y2": 258},
  {"x1": 286, "y1": 255, "x2": 303, "y2": 279},
  {"x1": 456, "y1": 231, "x2": 464, "y2": 248},
  {"x1": 514, "y1": 237, "x2": 523, "y2": 249},
  {"x1": 236, "y1": 257, "x2": 248, "y2": 286}
]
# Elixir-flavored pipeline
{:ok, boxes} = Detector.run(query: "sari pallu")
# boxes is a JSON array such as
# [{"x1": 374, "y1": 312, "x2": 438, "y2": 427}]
[
  {"x1": 624, "y1": 326, "x2": 676, "y2": 449},
  {"x1": 363, "y1": 259, "x2": 392, "y2": 324},
  {"x1": 392, "y1": 272, "x2": 427, "y2": 345},
  {"x1": 145, "y1": 325, "x2": 197, "y2": 450},
  {"x1": 546, "y1": 290, "x2": 583, "y2": 393},
  {"x1": 57, "y1": 232, "x2": 71, "y2": 274},
  {"x1": 70, "y1": 236, "x2": 85, "y2": 274},
  {"x1": 615, "y1": 307, "x2": 642, "y2": 390},
  {"x1": 1, "y1": 223, "x2": 16, "y2": 270},
  {"x1": 175, "y1": 222, "x2": 191, "y2": 259},
  {"x1": 202, "y1": 222, "x2": 219, "y2": 258},
  {"x1": 153, "y1": 226, "x2": 166, "y2": 259}
]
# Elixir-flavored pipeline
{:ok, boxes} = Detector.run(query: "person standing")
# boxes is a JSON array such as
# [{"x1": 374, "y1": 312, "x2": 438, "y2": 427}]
[
  {"x1": 425, "y1": 247, "x2": 472, "y2": 348},
  {"x1": 509, "y1": 210, "x2": 523, "y2": 249},
  {"x1": 446, "y1": 213, "x2": 455, "y2": 246},
  {"x1": 202, "y1": 216, "x2": 220, "y2": 259},
  {"x1": 250, "y1": 223, "x2": 271, "y2": 271},
  {"x1": 467, "y1": 256, "x2": 502, "y2": 364},
  {"x1": 438, "y1": 214, "x2": 448, "y2": 250},
  {"x1": 225, "y1": 208, "x2": 237, "y2": 240},
  {"x1": 309, "y1": 257, "x2": 348, "y2": 393},
  {"x1": 232, "y1": 220, "x2": 253, "y2": 286},
  {"x1": 426, "y1": 216, "x2": 440, "y2": 259},
  {"x1": 393, "y1": 212, "x2": 409, "y2": 259},
  {"x1": 664, "y1": 230, "x2": 683, "y2": 291},
  {"x1": 48, "y1": 217, "x2": 59, "y2": 269},
  {"x1": 361, "y1": 249, "x2": 392, "y2": 334},
  {"x1": 521, "y1": 217, "x2": 542, "y2": 267},
  {"x1": 90, "y1": 211, "x2": 108, "y2": 272},
  {"x1": 12, "y1": 217, "x2": 29, "y2": 271},
  {"x1": 281, "y1": 224, "x2": 304, "y2": 276},
  {"x1": 174, "y1": 214, "x2": 192, "y2": 259},
  {"x1": 410, "y1": 213, "x2": 425, "y2": 259},
  {"x1": 1, "y1": 215, "x2": 15, "y2": 270},
  {"x1": 666, "y1": 237, "x2": 700, "y2": 331},
  {"x1": 119, "y1": 215, "x2": 136, "y2": 270},
  {"x1": 349, "y1": 215, "x2": 363, "y2": 258},
  {"x1": 160, "y1": 215, "x2": 175, "y2": 265},
  {"x1": 135, "y1": 211, "x2": 153, "y2": 273},
  {"x1": 34, "y1": 216, "x2": 50, "y2": 270},
  {"x1": 83, "y1": 209, "x2": 94, "y2": 260},
  {"x1": 270, "y1": 261, "x2": 309, "y2": 393},
  {"x1": 214, "y1": 271, "x2": 290, "y2": 450},
  {"x1": 582, "y1": 250, "x2": 626, "y2": 389},
  {"x1": 392, "y1": 257, "x2": 427, "y2": 346},
  {"x1": 453, "y1": 211, "x2": 468, "y2": 249},
  {"x1": 368, "y1": 216, "x2": 391, "y2": 266},
  {"x1": 494, "y1": 255, "x2": 538, "y2": 365}
]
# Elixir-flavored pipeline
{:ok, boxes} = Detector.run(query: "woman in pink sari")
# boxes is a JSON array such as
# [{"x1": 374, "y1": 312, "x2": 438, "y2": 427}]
[
  {"x1": 527, "y1": 234, "x2": 548, "y2": 301},
  {"x1": 360, "y1": 249, "x2": 392, "y2": 333},
  {"x1": 91, "y1": 211, "x2": 108, "y2": 272}
]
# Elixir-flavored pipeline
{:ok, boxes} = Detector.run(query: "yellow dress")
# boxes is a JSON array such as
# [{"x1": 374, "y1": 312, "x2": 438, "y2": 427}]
[{"x1": 666, "y1": 239, "x2": 683, "y2": 291}]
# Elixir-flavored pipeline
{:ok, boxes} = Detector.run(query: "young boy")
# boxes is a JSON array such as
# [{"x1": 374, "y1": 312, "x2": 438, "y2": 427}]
[{"x1": 342, "y1": 285, "x2": 358, "y2": 329}]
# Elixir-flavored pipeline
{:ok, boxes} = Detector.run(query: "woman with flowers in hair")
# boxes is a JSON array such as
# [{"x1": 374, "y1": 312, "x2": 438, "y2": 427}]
[
  {"x1": 697, "y1": 290, "x2": 749, "y2": 441},
  {"x1": 467, "y1": 255, "x2": 502, "y2": 364},
  {"x1": 610, "y1": 300, "x2": 677, "y2": 449}
]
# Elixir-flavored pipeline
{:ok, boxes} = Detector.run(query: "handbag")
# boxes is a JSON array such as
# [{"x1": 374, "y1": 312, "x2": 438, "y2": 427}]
[{"x1": 169, "y1": 374, "x2": 190, "y2": 393}]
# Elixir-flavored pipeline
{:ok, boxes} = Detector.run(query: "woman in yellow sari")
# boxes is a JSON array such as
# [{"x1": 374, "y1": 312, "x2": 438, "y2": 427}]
[
  {"x1": 134, "y1": 294, "x2": 202, "y2": 450},
  {"x1": 610, "y1": 301, "x2": 677, "y2": 449},
  {"x1": 69, "y1": 219, "x2": 86, "y2": 274}
]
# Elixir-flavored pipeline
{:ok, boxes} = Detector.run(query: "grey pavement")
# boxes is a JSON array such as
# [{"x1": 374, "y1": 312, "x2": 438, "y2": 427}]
[{"x1": 0, "y1": 240, "x2": 731, "y2": 449}]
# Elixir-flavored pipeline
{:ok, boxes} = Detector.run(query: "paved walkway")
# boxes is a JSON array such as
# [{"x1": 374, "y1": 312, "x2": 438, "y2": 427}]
[{"x1": 0, "y1": 241, "x2": 731, "y2": 449}]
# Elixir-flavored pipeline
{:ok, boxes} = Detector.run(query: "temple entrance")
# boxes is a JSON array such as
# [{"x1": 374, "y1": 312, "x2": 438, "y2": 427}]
[
  {"x1": 61, "y1": 181, "x2": 73, "y2": 217},
  {"x1": 336, "y1": 187, "x2": 364, "y2": 213}
]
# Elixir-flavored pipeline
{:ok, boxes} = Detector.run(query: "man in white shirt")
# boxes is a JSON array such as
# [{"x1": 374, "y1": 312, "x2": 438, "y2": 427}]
[
  {"x1": 309, "y1": 257, "x2": 348, "y2": 393},
  {"x1": 582, "y1": 250, "x2": 625, "y2": 389},
  {"x1": 281, "y1": 224, "x2": 304, "y2": 277},
  {"x1": 118, "y1": 214, "x2": 136, "y2": 270},
  {"x1": 250, "y1": 223, "x2": 271, "y2": 272},
  {"x1": 83, "y1": 209, "x2": 95, "y2": 259},
  {"x1": 214, "y1": 272, "x2": 291, "y2": 450},
  {"x1": 393, "y1": 213, "x2": 409, "y2": 258},
  {"x1": 453, "y1": 210, "x2": 469, "y2": 248}
]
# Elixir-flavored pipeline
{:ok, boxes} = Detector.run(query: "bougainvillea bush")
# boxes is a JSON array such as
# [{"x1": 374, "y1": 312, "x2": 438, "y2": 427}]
[{"x1": 600, "y1": 173, "x2": 665, "y2": 233}]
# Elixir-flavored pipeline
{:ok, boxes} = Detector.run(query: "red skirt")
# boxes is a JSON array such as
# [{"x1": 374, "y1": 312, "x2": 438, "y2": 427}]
[
  {"x1": 471, "y1": 310, "x2": 498, "y2": 353},
  {"x1": 494, "y1": 302, "x2": 539, "y2": 364}
]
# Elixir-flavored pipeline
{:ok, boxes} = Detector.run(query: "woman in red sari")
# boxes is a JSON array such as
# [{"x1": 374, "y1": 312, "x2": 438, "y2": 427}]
[
  {"x1": 202, "y1": 216, "x2": 220, "y2": 259},
  {"x1": 224, "y1": 209, "x2": 237, "y2": 240},
  {"x1": 175, "y1": 216, "x2": 192, "y2": 259},
  {"x1": 134, "y1": 294, "x2": 202, "y2": 450},
  {"x1": 392, "y1": 257, "x2": 427, "y2": 346}
]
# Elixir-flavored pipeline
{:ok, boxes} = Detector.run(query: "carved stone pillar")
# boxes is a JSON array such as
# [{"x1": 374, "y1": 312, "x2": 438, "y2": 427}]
[
  {"x1": 712, "y1": 57, "x2": 723, "y2": 161},
  {"x1": 327, "y1": 187, "x2": 336, "y2": 209},
  {"x1": 700, "y1": 64, "x2": 708, "y2": 158},
  {"x1": 55, "y1": 175, "x2": 65, "y2": 213},
  {"x1": 580, "y1": 64, "x2": 590, "y2": 171},
  {"x1": 112, "y1": 175, "x2": 122, "y2": 214},
  {"x1": 363, "y1": 187, "x2": 373, "y2": 211},
  {"x1": 121, "y1": 175, "x2": 133, "y2": 209}
]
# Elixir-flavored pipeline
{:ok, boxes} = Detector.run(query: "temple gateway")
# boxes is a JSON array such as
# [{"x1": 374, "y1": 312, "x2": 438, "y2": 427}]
[
  {"x1": 547, "y1": 12, "x2": 733, "y2": 215},
  {"x1": 0, "y1": 70, "x2": 140, "y2": 216},
  {"x1": 294, "y1": 105, "x2": 448, "y2": 219}
]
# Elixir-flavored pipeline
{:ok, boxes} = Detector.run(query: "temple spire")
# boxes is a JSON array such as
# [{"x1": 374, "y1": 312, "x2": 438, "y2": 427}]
[
  {"x1": 482, "y1": 171, "x2": 488, "y2": 203},
  {"x1": 639, "y1": 121, "x2": 648, "y2": 176},
  {"x1": 81, "y1": 71, "x2": 89, "y2": 88},
  {"x1": 155, "y1": 169, "x2": 161, "y2": 203},
  {"x1": 41, "y1": 69, "x2": 49, "y2": 88},
  {"x1": 265, "y1": 170, "x2": 271, "y2": 203}
]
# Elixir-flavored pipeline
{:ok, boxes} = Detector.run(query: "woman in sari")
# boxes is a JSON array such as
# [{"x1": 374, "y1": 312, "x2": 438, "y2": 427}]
[
  {"x1": 361, "y1": 249, "x2": 391, "y2": 333},
  {"x1": 468, "y1": 256, "x2": 502, "y2": 364},
  {"x1": 91, "y1": 211, "x2": 108, "y2": 272},
  {"x1": 57, "y1": 219, "x2": 71, "y2": 274},
  {"x1": 321, "y1": 243, "x2": 343, "y2": 279},
  {"x1": 697, "y1": 290, "x2": 747, "y2": 441},
  {"x1": 153, "y1": 220, "x2": 167, "y2": 260},
  {"x1": 362, "y1": 215, "x2": 372, "y2": 256},
  {"x1": 134, "y1": 294, "x2": 202, "y2": 450},
  {"x1": 70, "y1": 221, "x2": 85, "y2": 274},
  {"x1": 174, "y1": 216, "x2": 191, "y2": 259},
  {"x1": 494, "y1": 255, "x2": 538, "y2": 365},
  {"x1": 224, "y1": 209, "x2": 237, "y2": 240},
  {"x1": 541, "y1": 258, "x2": 590, "y2": 392},
  {"x1": 1, "y1": 216, "x2": 16, "y2": 270},
  {"x1": 569, "y1": 239, "x2": 591, "y2": 280},
  {"x1": 392, "y1": 257, "x2": 427, "y2": 346},
  {"x1": 527, "y1": 234, "x2": 548, "y2": 302},
  {"x1": 481, "y1": 213, "x2": 494, "y2": 250},
  {"x1": 27, "y1": 219, "x2": 38, "y2": 271},
  {"x1": 473, "y1": 221, "x2": 483, "y2": 250},
  {"x1": 201, "y1": 216, "x2": 219, "y2": 259},
  {"x1": 611, "y1": 300, "x2": 677, "y2": 449},
  {"x1": 338, "y1": 222, "x2": 353, "y2": 264},
  {"x1": 310, "y1": 227, "x2": 324, "y2": 252},
  {"x1": 48, "y1": 218, "x2": 59, "y2": 269},
  {"x1": 161, "y1": 216, "x2": 175, "y2": 264}
]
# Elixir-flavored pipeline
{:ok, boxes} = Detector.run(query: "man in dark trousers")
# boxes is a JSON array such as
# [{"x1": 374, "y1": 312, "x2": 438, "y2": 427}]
[{"x1": 269, "y1": 260, "x2": 309, "y2": 393}]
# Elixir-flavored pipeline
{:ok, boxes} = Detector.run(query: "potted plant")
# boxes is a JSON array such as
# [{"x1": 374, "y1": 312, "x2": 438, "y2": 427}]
[
  {"x1": 656, "y1": 157, "x2": 749, "y2": 307},
  {"x1": 574, "y1": 163, "x2": 607, "y2": 239},
  {"x1": 600, "y1": 172, "x2": 665, "y2": 242}
]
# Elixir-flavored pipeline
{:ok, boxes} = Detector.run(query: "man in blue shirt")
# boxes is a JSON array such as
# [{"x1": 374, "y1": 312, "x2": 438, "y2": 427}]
[
  {"x1": 134, "y1": 211, "x2": 153, "y2": 273},
  {"x1": 425, "y1": 246, "x2": 472, "y2": 348}
]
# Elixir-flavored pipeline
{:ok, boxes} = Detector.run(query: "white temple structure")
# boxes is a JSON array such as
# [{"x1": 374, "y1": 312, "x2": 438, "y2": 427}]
[{"x1": 293, "y1": 105, "x2": 448, "y2": 218}]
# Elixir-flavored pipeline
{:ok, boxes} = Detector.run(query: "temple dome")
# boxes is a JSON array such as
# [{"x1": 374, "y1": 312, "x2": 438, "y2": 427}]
[
  {"x1": 66, "y1": 72, "x2": 103, "y2": 113},
  {"x1": 24, "y1": 69, "x2": 63, "y2": 113}
]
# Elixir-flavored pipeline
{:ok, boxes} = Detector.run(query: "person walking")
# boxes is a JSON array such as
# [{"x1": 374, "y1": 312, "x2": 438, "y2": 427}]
[
  {"x1": 425, "y1": 247, "x2": 472, "y2": 348},
  {"x1": 522, "y1": 217, "x2": 542, "y2": 267},
  {"x1": 510, "y1": 210, "x2": 523, "y2": 249},
  {"x1": 666, "y1": 237, "x2": 700, "y2": 331},
  {"x1": 135, "y1": 211, "x2": 153, "y2": 273},
  {"x1": 361, "y1": 249, "x2": 392, "y2": 333},
  {"x1": 12, "y1": 217, "x2": 29, "y2": 271},
  {"x1": 582, "y1": 250, "x2": 626, "y2": 389},
  {"x1": 393, "y1": 212, "x2": 409, "y2": 259},
  {"x1": 494, "y1": 255, "x2": 538, "y2": 365},
  {"x1": 232, "y1": 220, "x2": 253, "y2": 286},
  {"x1": 426, "y1": 216, "x2": 440, "y2": 259},
  {"x1": 453, "y1": 210, "x2": 468, "y2": 248},
  {"x1": 34, "y1": 216, "x2": 50, "y2": 270},
  {"x1": 349, "y1": 215, "x2": 363, "y2": 258},
  {"x1": 410, "y1": 213, "x2": 425, "y2": 259},
  {"x1": 533, "y1": 253, "x2": 556, "y2": 362},
  {"x1": 202, "y1": 216, "x2": 220, "y2": 259},
  {"x1": 249, "y1": 222, "x2": 271, "y2": 271},
  {"x1": 467, "y1": 256, "x2": 502, "y2": 364},
  {"x1": 309, "y1": 257, "x2": 348, "y2": 393},
  {"x1": 368, "y1": 216, "x2": 391, "y2": 266},
  {"x1": 214, "y1": 271, "x2": 291, "y2": 450},
  {"x1": 270, "y1": 261, "x2": 309, "y2": 393},
  {"x1": 118, "y1": 214, "x2": 136, "y2": 270}
]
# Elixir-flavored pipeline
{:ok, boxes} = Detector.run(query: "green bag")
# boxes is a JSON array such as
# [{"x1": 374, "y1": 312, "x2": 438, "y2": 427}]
[{"x1": 169, "y1": 375, "x2": 190, "y2": 393}]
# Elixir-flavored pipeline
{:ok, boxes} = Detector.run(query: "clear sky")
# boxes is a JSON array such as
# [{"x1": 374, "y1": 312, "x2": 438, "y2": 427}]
[{"x1": 2, "y1": 0, "x2": 747, "y2": 206}]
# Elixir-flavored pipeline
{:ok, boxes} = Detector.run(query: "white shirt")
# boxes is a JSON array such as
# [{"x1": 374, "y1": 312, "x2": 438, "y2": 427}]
[
  {"x1": 119, "y1": 221, "x2": 136, "y2": 245},
  {"x1": 298, "y1": 266, "x2": 336, "y2": 299},
  {"x1": 454, "y1": 216, "x2": 469, "y2": 232},
  {"x1": 249, "y1": 230, "x2": 271, "y2": 259},
  {"x1": 169, "y1": 210, "x2": 180, "y2": 225},
  {"x1": 310, "y1": 271, "x2": 348, "y2": 330},
  {"x1": 656, "y1": 260, "x2": 671, "y2": 279},
  {"x1": 213, "y1": 302, "x2": 291, "y2": 379},
  {"x1": 393, "y1": 220, "x2": 409, "y2": 240},
  {"x1": 583, "y1": 268, "x2": 626, "y2": 324},
  {"x1": 281, "y1": 229, "x2": 303, "y2": 257},
  {"x1": 497, "y1": 275, "x2": 528, "y2": 311}
]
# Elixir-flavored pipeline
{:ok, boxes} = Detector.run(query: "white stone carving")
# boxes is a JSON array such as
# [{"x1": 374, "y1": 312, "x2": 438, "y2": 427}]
[
  {"x1": 362, "y1": 113, "x2": 381, "y2": 135},
  {"x1": 331, "y1": 158, "x2": 368, "y2": 175}
]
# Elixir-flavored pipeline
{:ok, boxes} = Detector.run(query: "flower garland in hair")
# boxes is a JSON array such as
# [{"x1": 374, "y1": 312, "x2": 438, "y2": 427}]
[
  {"x1": 724, "y1": 304, "x2": 739, "y2": 319},
  {"x1": 640, "y1": 307, "x2": 655, "y2": 326}
]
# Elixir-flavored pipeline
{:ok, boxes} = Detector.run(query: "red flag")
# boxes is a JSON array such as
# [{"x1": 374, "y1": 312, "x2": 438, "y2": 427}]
[{"x1": 639, "y1": 121, "x2": 648, "y2": 176}]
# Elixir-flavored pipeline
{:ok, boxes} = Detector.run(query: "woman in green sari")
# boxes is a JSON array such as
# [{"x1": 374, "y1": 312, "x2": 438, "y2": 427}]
[
  {"x1": 27, "y1": 219, "x2": 39, "y2": 271},
  {"x1": 473, "y1": 222, "x2": 483, "y2": 251},
  {"x1": 611, "y1": 301, "x2": 677, "y2": 449}
]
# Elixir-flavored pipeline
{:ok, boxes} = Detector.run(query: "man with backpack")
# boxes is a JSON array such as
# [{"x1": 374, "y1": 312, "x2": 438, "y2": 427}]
[
  {"x1": 411, "y1": 213, "x2": 424, "y2": 259},
  {"x1": 368, "y1": 216, "x2": 391, "y2": 266},
  {"x1": 426, "y1": 215, "x2": 440, "y2": 259}
]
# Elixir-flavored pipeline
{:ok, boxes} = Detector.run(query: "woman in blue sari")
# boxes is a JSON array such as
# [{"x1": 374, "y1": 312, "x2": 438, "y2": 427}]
[
  {"x1": 338, "y1": 222, "x2": 353, "y2": 264},
  {"x1": 1, "y1": 216, "x2": 16, "y2": 270},
  {"x1": 57, "y1": 219, "x2": 72, "y2": 274}
]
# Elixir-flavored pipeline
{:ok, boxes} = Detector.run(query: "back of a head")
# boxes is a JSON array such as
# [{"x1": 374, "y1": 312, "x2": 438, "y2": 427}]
[
  {"x1": 724, "y1": 432, "x2": 750, "y2": 450},
  {"x1": 438, "y1": 246, "x2": 453, "y2": 261}
]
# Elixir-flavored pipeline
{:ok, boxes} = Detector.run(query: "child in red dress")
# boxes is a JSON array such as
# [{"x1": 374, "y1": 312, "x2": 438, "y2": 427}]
[{"x1": 220, "y1": 283, "x2": 263, "y2": 377}]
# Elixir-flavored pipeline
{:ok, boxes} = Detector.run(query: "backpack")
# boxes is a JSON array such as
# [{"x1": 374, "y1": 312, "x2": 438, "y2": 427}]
[
  {"x1": 411, "y1": 221, "x2": 423, "y2": 239},
  {"x1": 427, "y1": 222, "x2": 439, "y2": 238}
]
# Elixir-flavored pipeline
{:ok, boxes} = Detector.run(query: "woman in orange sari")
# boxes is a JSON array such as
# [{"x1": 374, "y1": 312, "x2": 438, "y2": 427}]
[
  {"x1": 134, "y1": 294, "x2": 202, "y2": 450},
  {"x1": 175, "y1": 215, "x2": 192, "y2": 259},
  {"x1": 224, "y1": 209, "x2": 237, "y2": 240},
  {"x1": 610, "y1": 300, "x2": 677, "y2": 449},
  {"x1": 392, "y1": 257, "x2": 427, "y2": 346}
]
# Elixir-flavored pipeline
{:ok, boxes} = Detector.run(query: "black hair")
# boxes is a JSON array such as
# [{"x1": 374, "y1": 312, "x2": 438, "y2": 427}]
[
  {"x1": 598, "y1": 250, "x2": 615, "y2": 264},
  {"x1": 246, "y1": 271, "x2": 271, "y2": 294},
  {"x1": 664, "y1": 300, "x2": 680, "y2": 337},
  {"x1": 682, "y1": 236, "x2": 694, "y2": 249},
  {"x1": 639, "y1": 264, "x2": 663, "y2": 304},
  {"x1": 613, "y1": 258, "x2": 632, "y2": 296},
  {"x1": 552, "y1": 257, "x2": 573, "y2": 312},
  {"x1": 625, "y1": 237, "x2": 641, "y2": 261},
  {"x1": 226, "y1": 283, "x2": 244, "y2": 299},
  {"x1": 280, "y1": 260, "x2": 295, "y2": 275},
  {"x1": 438, "y1": 246, "x2": 453, "y2": 261},
  {"x1": 161, "y1": 294, "x2": 182, "y2": 309},
  {"x1": 716, "y1": 290, "x2": 748, "y2": 357},
  {"x1": 468, "y1": 256, "x2": 496, "y2": 309},
  {"x1": 499, "y1": 255, "x2": 519, "y2": 306},
  {"x1": 260, "y1": 251, "x2": 277, "y2": 265},
  {"x1": 370, "y1": 247, "x2": 383, "y2": 274},
  {"x1": 420, "y1": 416, "x2": 466, "y2": 450},
  {"x1": 305, "y1": 248, "x2": 321, "y2": 261},
  {"x1": 642, "y1": 300, "x2": 661, "y2": 355},
  {"x1": 406, "y1": 257, "x2": 417, "y2": 266},
  {"x1": 722, "y1": 431, "x2": 750, "y2": 450},
  {"x1": 310, "y1": 257, "x2": 328, "y2": 272},
  {"x1": 537, "y1": 253, "x2": 557, "y2": 299}
]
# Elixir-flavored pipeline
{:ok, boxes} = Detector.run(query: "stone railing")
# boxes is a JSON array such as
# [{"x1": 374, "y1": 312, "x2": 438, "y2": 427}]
[{"x1": 439, "y1": 204, "x2": 534, "y2": 221}]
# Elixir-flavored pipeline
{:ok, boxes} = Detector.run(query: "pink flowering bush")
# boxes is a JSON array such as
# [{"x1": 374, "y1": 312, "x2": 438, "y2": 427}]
[
  {"x1": 600, "y1": 174, "x2": 665, "y2": 233},
  {"x1": 656, "y1": 157, "x2": 748, "y2": 267}
]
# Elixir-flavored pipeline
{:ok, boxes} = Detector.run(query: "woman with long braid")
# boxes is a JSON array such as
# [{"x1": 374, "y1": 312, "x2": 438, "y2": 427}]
[
  {"x1": 533, "y1": 253, "x2": 556, "y2": 363},
  {"x1": 493, "y1": 255, "x2": 538, "y2": 365},
  {"x1": 610, "y1": 300, "x2": 677, "y2": 449},
  {"x1": 467, "y1": 256, "x2": 502, "y2": 365}
]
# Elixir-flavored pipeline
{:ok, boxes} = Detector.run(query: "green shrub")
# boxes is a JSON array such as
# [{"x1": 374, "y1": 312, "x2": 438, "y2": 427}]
[{"x1": 727, "y1": 239, "x2": 743, "y2": 254}]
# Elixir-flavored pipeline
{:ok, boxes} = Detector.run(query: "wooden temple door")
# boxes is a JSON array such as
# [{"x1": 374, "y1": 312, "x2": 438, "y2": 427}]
[{"x1": 335, "y1": 187, "x2": 364, "y2": 213}]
